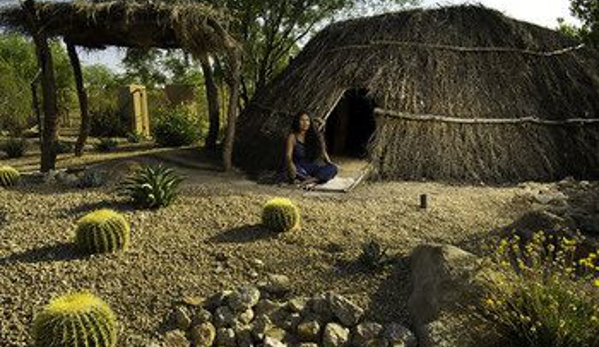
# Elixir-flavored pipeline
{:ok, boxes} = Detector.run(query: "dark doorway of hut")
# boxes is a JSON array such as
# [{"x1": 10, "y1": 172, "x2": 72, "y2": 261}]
[{"x1": 316, "y1": 88, "x2": 375, "y2": 192}]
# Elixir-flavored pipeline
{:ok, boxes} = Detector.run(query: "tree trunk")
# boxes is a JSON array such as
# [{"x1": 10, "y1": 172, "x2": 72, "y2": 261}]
[
  {"x1": 66, "y1": 41, "x2": 90, "y2": 157},
  {"x1": 199, "y1": 54, "x2": 220, "y2": 151},
  {"x1": 222, "y1": 54, "x2": 241, "y2": 172}
]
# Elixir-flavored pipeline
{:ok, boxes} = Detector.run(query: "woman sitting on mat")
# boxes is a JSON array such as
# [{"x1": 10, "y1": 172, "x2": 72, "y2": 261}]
[{"x1": 285, "y1": 111, "x2": 338, "y2": 188}]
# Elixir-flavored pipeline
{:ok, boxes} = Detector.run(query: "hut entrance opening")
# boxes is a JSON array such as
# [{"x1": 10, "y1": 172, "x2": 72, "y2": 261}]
[{"x1": 324, "y1": 88, "x2": 376, "y2": 159}]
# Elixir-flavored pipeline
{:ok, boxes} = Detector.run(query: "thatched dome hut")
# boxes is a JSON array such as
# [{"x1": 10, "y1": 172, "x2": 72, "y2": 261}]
[{"x1": 234, "y1": 5, "x2": 599, "y2": 183}]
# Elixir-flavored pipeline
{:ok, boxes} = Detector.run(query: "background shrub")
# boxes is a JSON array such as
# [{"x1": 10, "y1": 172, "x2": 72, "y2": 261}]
[
  {"x1": 262, "y1": 198, "x2": 300, "y2": 233},
  {"x1": 95, "y1": 138, "x2": 118, "y2": 153},
  {"x1": 477, "y1": 232, "x2": 599, "y2": 347},
  {"x1": 75, "y1": 209, "x2": 130, "y2": 254},
  {"x1": 1, "y1": 137, "x2": 27, "y2": 158},
  {"x1": 152, "y1": 105, "x2": 200, "y2": 147},
  {"x1": 118, "y1": 164, "x2": 182, "y2": 209},
  {"x1": 54, "y1": 140, "x2": 73, "y2": 154},
  {"x1": 32, "y1": 291, "x2": 117, "y2": 347}
]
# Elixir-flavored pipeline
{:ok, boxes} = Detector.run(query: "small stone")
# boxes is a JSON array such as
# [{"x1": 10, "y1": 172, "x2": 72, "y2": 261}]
[
  {"x1": 191, "y1": 308, "x2": 212, "y2": 325},
  {"x1": 327, "y1": 293, "x2": 364, "y2": 326},
  {"x1": 383, "y1": 323, "x2": 416, "y2": 347},
  {"x1": 309, "y1": 295, "x2": 333, "y2": 321},
  {"x1": 353, "y1": 321, "x2": 384, "y2": 344},
  {"x1": 171, "y1": 307, "x2": 192, "y2": 331},
  {"x1": 234, "y1": 325, "x2": 254, "y2": 347},
  {"x1": 322, "y1": 323, "x2": 350, "y2": 347},
  {"x1": 281, "y1": 312, "x2": 302, "y2": 331},
  {"x1": 181, "y1": 296, "x2": 203, "y2": 307},
  {"x1": 365, "y1": 338, "x2": 389, "y2": 347},
  {"x1": 264, "y1": 327, "x2": 287, "y2": 341},
  {"x1": 263, "y1": 336, "x2": 287, "y2": 347},
  {"x1": 216, "y1": 327, "x2": 236, "y2": 346},
  {"x1": 250, "y1": 258, "x2": 265, "y2": 268},
  {"x1": 229, "y1": 286, "x2": 261, "y2": 312},
  {"x1": 214, "y1": 306, "x2": 236, "y2": 327},
  {"x1": 287, "y1": 297, "x2": 308, "y2": 313},
  {"x1": 255, "y1": 299, "x2": 285, "y2": 316},
  {"x1": 297, "y1": 320, "x2": 321, "y2": 342},
  {"x1": 251, "y1": 315, "x2": 273, "y2": 340},
  {"x1": 298, "y1": 344, "x2": 319, "y2": 347},
  {"x1": 262, "y1": 274, "x2": 291, "y2": 295},
  {"x1": 237, "y1": 308, "x2": 255, "y2": 324},
  {"x1": 204, "y1": 290, "x2": 233, "y2": 311},
  {"x1": 163, "y1": 330, "x2": 190, "y2": 347},
  {"x1": 189, "y1": 322, "x2": 216, "y2": 347}
]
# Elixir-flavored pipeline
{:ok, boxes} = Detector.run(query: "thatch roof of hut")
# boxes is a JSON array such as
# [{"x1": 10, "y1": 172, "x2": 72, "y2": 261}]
[
  {"x1": 0, "y1": 0, "x2": 238, "y2": 57},
  {"x1": 234, "y1": 5, "x2": 599, "y2": 183}
]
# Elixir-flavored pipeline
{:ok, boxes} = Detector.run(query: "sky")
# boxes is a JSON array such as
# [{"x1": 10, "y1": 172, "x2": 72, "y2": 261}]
[{"x1": 1, "y1": 0, "x2": 581, "y2": 72}]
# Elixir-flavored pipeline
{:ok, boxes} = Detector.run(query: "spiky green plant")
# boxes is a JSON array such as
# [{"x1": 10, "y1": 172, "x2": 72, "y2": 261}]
[
  {"x1": 118, "y1": 164, "x2": 183, "y2": 209},
  {"x1": 262, "y1": 198, "x2": 300, "y2": 233},
  {"x1": 359, "y1": 240, "x2": 394, "y2": 269},
  {"x1": 0, "y1": 166, "x2": 20, "y2": 187},
  {"x1": 32, "y1": 291, "x2": 117, "y2": 347},
  {"x1": 75, "y1": 209, "x2": 130, "y2": 254}
]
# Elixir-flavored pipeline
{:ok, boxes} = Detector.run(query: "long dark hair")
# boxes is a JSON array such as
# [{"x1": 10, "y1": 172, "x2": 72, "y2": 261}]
[{"x1": 290, "y1": 111, "x2": 324, "y2": 161}]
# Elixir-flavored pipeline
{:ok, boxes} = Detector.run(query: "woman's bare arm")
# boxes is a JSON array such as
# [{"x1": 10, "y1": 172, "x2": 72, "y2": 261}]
[{"x1": 285, "y1": 134, "x2": 297, "y2": 180}]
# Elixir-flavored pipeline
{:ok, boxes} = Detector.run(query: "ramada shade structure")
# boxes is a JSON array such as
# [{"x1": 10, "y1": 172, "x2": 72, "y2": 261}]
[{"x1": 0, "y1": 0, "x2": 241, "y2": 171}]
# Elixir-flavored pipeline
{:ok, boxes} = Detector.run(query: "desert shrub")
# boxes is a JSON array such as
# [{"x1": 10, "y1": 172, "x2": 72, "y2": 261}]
[
  {"x1": 478, "y1": 232, "x2": 599, "y2": 347},
  {"x1": 0, "y1": 166, "x2": 20, "y2": 187},
  {"x1": 262, "y1": 198, "x2": 300, "y2": 233},
  {"x1": 153, "y1": 105, "x2": 200, "y2": 147},
  {"x1": 89, "y1": 108, "x2": 127, "y2": 137},
  {"x1": 1, "y1": 137, "x2": 27, "y2": 158},
  {"x1": 95, "y1": 138, "x2": 118, "y2": 153},
  {"x1": 75, "y1": 209, "x2": 130, "y2": 254},
  {"x1": 118, "y1": 164, "x2": 182, "y2": 209},
  {"x1": 54, "y1": 140, "x2": 73, "y2": 154},
  {"x1": 77, "y1": 170, "x2": 108, "y2": 188},
  {"x1": 126, "y1": 131, "x2": 144, "y2": 143},
  {"x1": 359, "y1": 240, "x2": 394, "y2": 269},
  {"x1": 32, "y1": 291, "x2": 117, "y2": 347}
]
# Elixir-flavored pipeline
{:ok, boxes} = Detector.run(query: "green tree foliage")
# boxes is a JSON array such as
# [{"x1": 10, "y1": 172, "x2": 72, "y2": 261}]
[
  {"x1": 0, "y1": 34, "x2": 76, "y2": 134},
  {"x1": 560, "y1": 0, "x2": 598, "y2": 46}
]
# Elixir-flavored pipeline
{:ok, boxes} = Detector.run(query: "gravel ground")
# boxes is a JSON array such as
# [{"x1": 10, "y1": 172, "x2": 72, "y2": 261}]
[{"x1": 0, "y1": 178, "x2": 525, "y2": 347}]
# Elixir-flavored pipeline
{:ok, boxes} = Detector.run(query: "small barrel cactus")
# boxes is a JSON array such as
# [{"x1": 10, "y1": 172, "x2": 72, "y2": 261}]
[
  {"x1": 32, "y1": 291, "x2": 117, "y2": 347},
  {"x1": 262, "y1": 198, "x2": 301, "y2": 233},
  {"x1": 0, "y1": 166, "x2": 20, "y2": 187},
  {"x1": 75, "y1": 209, "x2": 130, "y2": 254}
]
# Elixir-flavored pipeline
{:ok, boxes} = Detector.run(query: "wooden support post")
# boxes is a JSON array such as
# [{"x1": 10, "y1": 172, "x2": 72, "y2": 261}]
[
  {"x1": 24, "y1": 0, "x2": 59, "y2": 172},
  {"x1": 200, "y1": 53, "x2": 220, "y2": 151},
  {"x1": 222, "y1": 52, "x2": 241, "y2": 171},
  {"x1": 30, "y1": 72, "x2": 42, "y2": 146},
  {"x1": 66, "y1": 40, "x2": 90, "y2": 157},
  {"x1": 420, "y1": 194, "x2": 428, "y2": 209}
]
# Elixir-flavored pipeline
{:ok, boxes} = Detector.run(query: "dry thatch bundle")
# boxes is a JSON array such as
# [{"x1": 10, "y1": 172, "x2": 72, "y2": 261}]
[
  {"x1": 0, "y1": 0, "x2": 238, "y2": 57},
  {"x1": 234, "y1": 5, "x2": 599, "y2": 183}
]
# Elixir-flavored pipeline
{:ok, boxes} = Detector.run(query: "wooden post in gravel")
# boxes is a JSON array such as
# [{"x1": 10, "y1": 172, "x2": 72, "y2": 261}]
[
  {"x1": 24, "y1": 0, "x2": 59, "y2": 172},
  {"x1": 66, "y1": 40, "x2": 90, "y2": 157}
]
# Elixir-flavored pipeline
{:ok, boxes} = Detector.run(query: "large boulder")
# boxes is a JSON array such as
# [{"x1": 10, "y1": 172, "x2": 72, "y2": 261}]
[{"x1": 407, "y1": 244, "x2": 501, "y2": 347}]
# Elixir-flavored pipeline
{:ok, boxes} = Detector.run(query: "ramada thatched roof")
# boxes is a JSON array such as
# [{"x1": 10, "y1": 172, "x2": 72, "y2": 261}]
[
  {"x1": 234, "y1": 5, "x2": 599, "y2": 182},
  {"x1": 0, "y1": 0, "x2": 238, "y2": 57}
]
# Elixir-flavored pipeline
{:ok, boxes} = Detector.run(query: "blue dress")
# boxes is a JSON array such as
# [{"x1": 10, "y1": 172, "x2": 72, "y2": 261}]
[{"x1": 293, "y1": 138, "x2": 338, "y2": 183}]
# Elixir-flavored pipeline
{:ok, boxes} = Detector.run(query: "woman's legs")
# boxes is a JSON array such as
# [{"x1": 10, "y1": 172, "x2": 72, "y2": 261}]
[{"x1": 314, "y1": 163, "x2": 338, "y2": 183}]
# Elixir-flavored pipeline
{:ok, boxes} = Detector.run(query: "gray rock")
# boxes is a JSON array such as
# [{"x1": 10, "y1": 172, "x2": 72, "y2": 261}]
[
  {"x1": 263, "y1": 336, "x2": 287, "y2": 347},
  {"x1": 237, "y1": 308, "x2": 255, "y2": 325},
  {"x1": 189, "y1": 322, "x2": 216, "y2": 347},
  {"x1": 216, "y1": 327, "x2": 236, "y2": 346},
  {"x1": 297, "y1": 320, "x2": 321, "y2": 342},
  {"x1": 236, "y1": 326, "x2": 255, "y2": 347},
  {"x1": 383, "y1": 323, "x2": 416, "y2": 347},
  {"x1": 163, "y1": 330, "x2": 189, "y2": 347},
  {"x1": 264, "y1": 327, "x2": 287, "y2": 341},
  {"x1": 298, "y1": 344, "x2": 319, "y2": 347},
  {"x1": 309, "y1": 295, "x2": 334, "y2": 322},
  {"x1": 327, "y1": 293, "x2": 364, "y2": 326},
  {"x1": 229, "y1": 286, "x2": 261, "y2": 312},
  {"x1": 261, "y1": 274, "x2": 291, "y2": 295},
  {"x1": 353, "y1": 321, "x2": 384, "y2": 345},
  {"x1": 322, "y1": 323, "x2": 350, "y2": 347},
  {"x1": 254, "y1": 299, "x2": 285, "y2": 317},
  {"x1": 171, "y1": 307, "x2": 192, "y2": 331},
  {"x1": 287, "y1": 297, "x2": 309, "y2": 313},
  {"x1": 205, "y1": 290, "x2": 233, "y2": 311},
  {"x1": 191, "y1": 308, "x2": 212, "y2": 325},
  {"x1": 251, "y1": 315, "x2": 273, "y2": 340},
  {"x1": 214, "y1": 306, "x2": 236, "y2": 327}
]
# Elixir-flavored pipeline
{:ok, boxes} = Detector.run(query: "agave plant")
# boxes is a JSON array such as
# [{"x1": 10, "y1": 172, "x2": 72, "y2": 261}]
[
  {"x1": 118, "y1": 164, "x2": 183, "y2": 209},
  {"x1": 359, "y1": 240, "x2": 394, "y2": 269}
]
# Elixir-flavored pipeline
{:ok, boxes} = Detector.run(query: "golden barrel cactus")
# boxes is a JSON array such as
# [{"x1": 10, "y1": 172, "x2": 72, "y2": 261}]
[
  {"x1": 75, "y1": 209, "x2": 130, "y2": 254},
  {"x1": 0, "y1": 166, "x2": 20, "y2": 187},
  {"x1": 262, "y1": 198, "x2": 301, "y2": 233}
]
